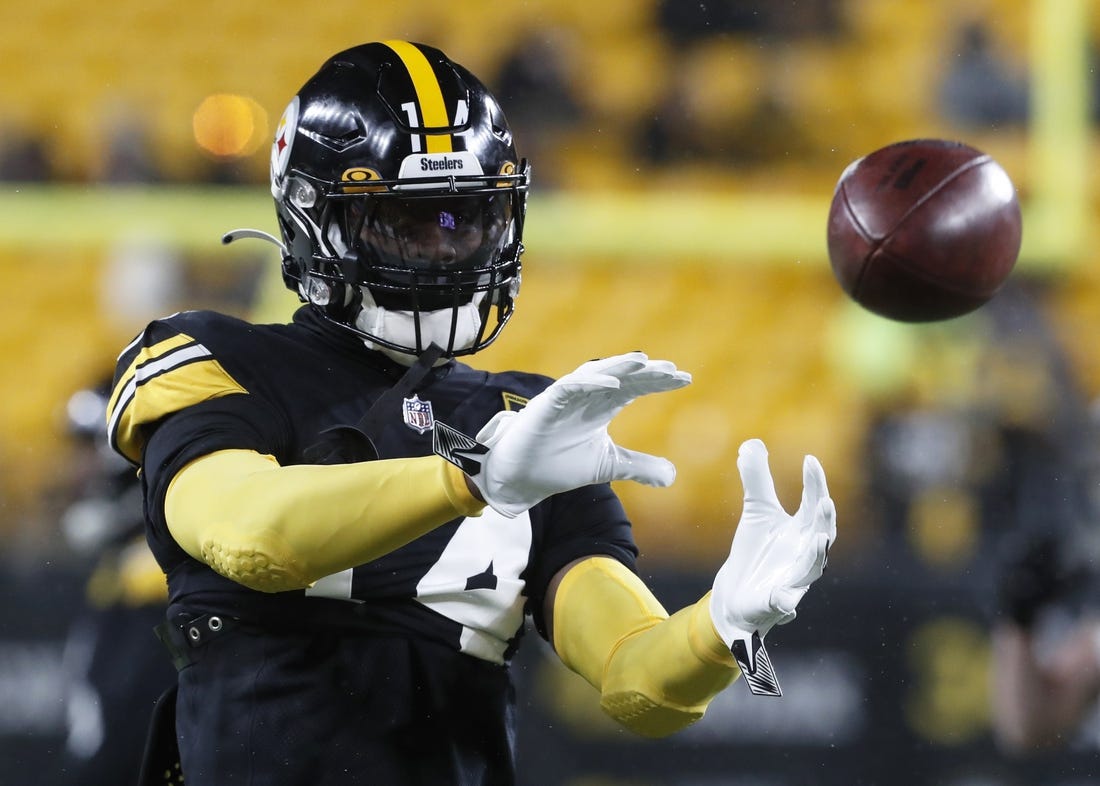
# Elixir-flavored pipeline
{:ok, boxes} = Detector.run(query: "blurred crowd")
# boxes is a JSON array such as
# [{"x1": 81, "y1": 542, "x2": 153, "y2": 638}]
[{"x1": 0, "y1": 1, "x2": 1051, "y2": 188}]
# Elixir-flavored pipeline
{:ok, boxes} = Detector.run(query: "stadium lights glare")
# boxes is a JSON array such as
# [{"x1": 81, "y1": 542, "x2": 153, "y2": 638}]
[{"x1": 192, "y1": 93, "x2": 268, "y2": 158}]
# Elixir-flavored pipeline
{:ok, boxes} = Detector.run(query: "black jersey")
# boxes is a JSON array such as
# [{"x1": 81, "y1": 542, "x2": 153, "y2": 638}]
[{"x1": 108, "y1": 306, "x2": 638, "y2": 663}]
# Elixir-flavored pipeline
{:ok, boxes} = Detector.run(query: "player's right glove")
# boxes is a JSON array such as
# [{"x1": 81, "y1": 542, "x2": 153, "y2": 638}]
[
  {"x1": 433, "y1": 351, "x2": 690, "y2": 518},
  {"x1": 709, "y1": 439, "x2": 836, "y2": 696}
]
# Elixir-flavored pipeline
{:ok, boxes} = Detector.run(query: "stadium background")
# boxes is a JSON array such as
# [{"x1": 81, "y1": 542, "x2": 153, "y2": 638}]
[{"x1": 1, "y1": 1, "x2": 1099, "y2": 784}]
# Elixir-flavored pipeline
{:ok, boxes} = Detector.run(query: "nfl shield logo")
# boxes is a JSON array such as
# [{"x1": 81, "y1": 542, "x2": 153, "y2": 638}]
[{"x1": 402, "y1": 395, "x2": 435, "y2": 434}]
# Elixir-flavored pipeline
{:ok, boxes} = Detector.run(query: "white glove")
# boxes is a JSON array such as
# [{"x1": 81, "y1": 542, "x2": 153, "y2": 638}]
[
  {"x1": 433, "y1": 352, "x2": 691, "y2": 517},
  {"x1": 710, "y1": 438, "x2": 836, "y2": 696}
]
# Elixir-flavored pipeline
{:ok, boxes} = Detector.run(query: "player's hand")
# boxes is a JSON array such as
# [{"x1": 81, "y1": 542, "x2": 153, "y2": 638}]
[
  {"x1": 433, "y1": 352, "x2": 690, "y2": 517},
  {"x1": 710, "y1": 438, "x2": 836, "y2": 695}
]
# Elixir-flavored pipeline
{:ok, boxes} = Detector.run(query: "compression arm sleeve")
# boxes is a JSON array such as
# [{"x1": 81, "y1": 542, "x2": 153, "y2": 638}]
[
  {"x1": 552, "y1": 556, "x2": 739, "y2": 737},
  {"x1": 165, "y1": 448, "x2": 484, "y2": 593}
]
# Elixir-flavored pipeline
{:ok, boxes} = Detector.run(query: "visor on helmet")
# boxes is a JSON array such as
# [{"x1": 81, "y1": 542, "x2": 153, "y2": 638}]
[{"x1": 342, "y1": 191, "x2": 515, "y2": 311}]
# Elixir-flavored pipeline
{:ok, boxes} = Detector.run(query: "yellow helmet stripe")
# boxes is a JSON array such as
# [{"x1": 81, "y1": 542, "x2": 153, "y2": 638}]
[{"x1": 382, "y1": 40, "x2": 453, "y2": 154}]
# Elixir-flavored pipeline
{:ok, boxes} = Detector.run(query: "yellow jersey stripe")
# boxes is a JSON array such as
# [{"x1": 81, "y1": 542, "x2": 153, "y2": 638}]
[
  {"x1": 382, "y1": 39, "x2": 453, "y2": 154},
  {"x1": 108, "y1": 334, "x2": 248, "y2": 462},
  {"x1": 109, "y1": 332, "x2": 195, "y2": 420}
]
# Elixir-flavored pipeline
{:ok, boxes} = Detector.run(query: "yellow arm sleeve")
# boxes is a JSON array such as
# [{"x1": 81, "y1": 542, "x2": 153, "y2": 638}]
[
  {"x1": 552, "y1": 556, "x2": 739, "y2": 737},
  {"x1": 165, "y1": 448, "x2": 484, "y2": 593}
]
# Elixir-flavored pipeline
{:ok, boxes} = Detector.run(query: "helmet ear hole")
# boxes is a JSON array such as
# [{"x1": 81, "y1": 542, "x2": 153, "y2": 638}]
[
  {"x1": 302, "y1": 275, "x2": 353, "y2": 319},
  {"x1": 302, "y1": 274, "x2": 332, "y2": 307}
]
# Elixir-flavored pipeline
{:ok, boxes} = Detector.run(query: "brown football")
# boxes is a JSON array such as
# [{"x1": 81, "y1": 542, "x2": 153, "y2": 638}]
[{"x1": 826, "y1": 138, "x2": 1022, "y2": 322}]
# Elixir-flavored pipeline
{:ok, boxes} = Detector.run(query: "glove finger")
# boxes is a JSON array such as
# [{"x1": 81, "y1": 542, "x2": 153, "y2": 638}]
[
  {"x1": 737, "y1": 439, "x2": 782, "y2": 510},
  {"x1": 550, "y1": 374, "x2": 623, "y2": 397},
  {"x1": 619, "y1": 363, "x2": 693, "y2": 396},
  {"x1": 609, "y1": 446, "x2": 677, "y2": 487},
  {"x1": 798, "y1": 454, "x2": 829, "y2": 525},
  {"x1": 638, "y1": 358, "x2": 680, "y2": 377},
  {"x1": 572, "y1": 352, "x2": 649, "y2": 381},
  {"x1": 817, "y1": 496, "x2": 837, "y2": 544},
  {"x1": 474, "y1": 410, "x2": 517, "y2": 445},
  {"x1": 532, "y1": 376, "x2": 624, "y2": 422},
  {"x1": 555, "y1": 352, "x2": 660, "y2": 398}
]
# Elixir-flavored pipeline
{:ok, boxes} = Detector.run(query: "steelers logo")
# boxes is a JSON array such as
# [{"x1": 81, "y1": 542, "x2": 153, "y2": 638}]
[{"x1": 271, "y1": 96, "x2": 299, "y2": 181}]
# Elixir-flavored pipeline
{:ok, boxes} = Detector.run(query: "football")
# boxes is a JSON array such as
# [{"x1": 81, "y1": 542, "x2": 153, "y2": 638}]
[{"x1": 826, "y1": 138, "x2": 1022, "y2": 322}]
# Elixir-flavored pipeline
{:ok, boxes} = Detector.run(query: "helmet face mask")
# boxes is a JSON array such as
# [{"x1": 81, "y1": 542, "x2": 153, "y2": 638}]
[{"x1": 270, "y1": 41, "x2": 530, "y2": 359}]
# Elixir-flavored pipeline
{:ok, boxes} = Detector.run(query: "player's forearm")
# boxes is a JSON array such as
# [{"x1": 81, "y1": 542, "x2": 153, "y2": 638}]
[
  {"x1": 992, "y1": 625, "x2": 1054, "y2": 749},
  {"x1": 165, "y1": 448, "x2": 484, "y2": 592},
  {"x1": 552, "y1": 557, "x2": 738, "y2": 737},
  {"x1": 992, "y1": 623, "x2": 1100, "y2": 750}
]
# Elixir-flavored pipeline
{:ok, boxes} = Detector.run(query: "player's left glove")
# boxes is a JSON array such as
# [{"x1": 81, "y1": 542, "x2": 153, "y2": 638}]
[
  {"x1": 433, "y1": 351, "x2": 690, "y2": 518},
  {"x1": 709, "y1": 438, "x2": 836, "y2": 696}
]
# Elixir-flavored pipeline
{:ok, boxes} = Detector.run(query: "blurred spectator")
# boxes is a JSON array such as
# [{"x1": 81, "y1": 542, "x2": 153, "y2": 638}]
[
  {"x1": 855, "y1": 280, "x2": 1090, "y2": 567},
  {"x1": 0, "y1": 125, "x2": 55, "y2": 181},
  {"x1": 938, "y1": 19, "x2": 1030, "y2": 130},
  {"x1": 969, "y1": 282, "x2": 1100, "y2": 757},
  {"x1": 656, "y1": 0, "x2": 763, "y2": 44},
  {"x1": 970, "y1": 282, "x2": 1089, "y2": 547},
  {"x1": 196, "y1": 157, "x2": 253, "y2": 185},
  {"x1": 989, "y1": 358, "x2": 1100, "y2": 755},
  {"x1": 990, "y1": 517, "x2": 1100, "y2": 753},
  {"x1": 493, "y1": 29, "x2": 583, "y2": 132},
  {"x1": 491, "y1": 28, "x2": 584, "y2": 189},
  {"x1": 99, "y1": 234, "x2": 186, "y2": 333},
  {"x1": 92, "y1": 101, "x2": 165, "y2": 184},
  {"x1": 639, "y1": 40, "x2": 817, "y2": 168},
  {"x1": 846, "y1": 276, "x2": 1100, "y2": 756},
  {"x1": 56, "y1": 381, "x2": 175, "y2": 785},
  {"x1": 100, "y1": 122, "x2": 163, "y2": 184},
  {"x1": 655, "y1": 0, "x2": 845, "y2": 45}
]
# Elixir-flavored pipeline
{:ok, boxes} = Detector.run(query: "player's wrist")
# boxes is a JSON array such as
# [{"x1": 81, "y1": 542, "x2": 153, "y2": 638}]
[
  {"x1": 706, "y1": 584, "x2": 764, "y2": 650},
  {"x1": 690, "y1": 593, "x2": 736, "y2": 668},
  {"x1": 439, "y1": 459, "x2": 486, "y2": 516},
  {"x1": 463, "y1": 473, "x2": 485, "y2": 503},
  {"x1": 433, "y1": 418, "x2": 533, "y2": 518}
]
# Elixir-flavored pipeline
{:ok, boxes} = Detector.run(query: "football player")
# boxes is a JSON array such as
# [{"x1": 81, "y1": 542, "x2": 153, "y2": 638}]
[
  {"x1": 108, "y1": 41, "x2": 836, "y2": 785},
  {"x1": 58, "y1": 381, "x2": 175, "y2": 785},
  {"x1": 992, "y1": 525, "x2": 1100, "y2": 751}
]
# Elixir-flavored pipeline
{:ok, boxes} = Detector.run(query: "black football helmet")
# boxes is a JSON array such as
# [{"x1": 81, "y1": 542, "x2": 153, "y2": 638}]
[{"x1": 252, "y1": 40, "x2": 530, "y2": 360}]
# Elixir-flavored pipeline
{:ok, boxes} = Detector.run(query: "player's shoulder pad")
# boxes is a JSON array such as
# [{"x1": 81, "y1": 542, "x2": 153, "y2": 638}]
[{"x1": 107, "y1": 311, "x2": 252, "y2": 464}]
